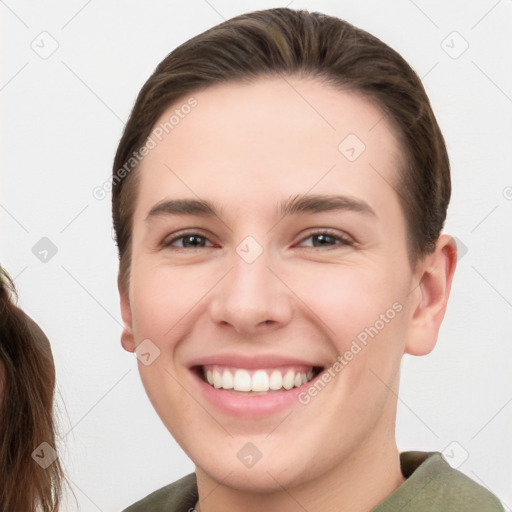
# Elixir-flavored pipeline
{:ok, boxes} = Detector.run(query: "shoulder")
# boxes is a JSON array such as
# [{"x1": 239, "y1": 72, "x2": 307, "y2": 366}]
[
  {"x1": 396, "y1": 451, "x2": 504, "y2": 512},
  {"x1": 122, "y1": 473, "x2": 198, "y2": 512}
]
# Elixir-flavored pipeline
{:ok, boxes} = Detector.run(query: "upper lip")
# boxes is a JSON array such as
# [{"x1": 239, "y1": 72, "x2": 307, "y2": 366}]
[{"x1": 188, "y1": 353, "x2": 325, "y2": 369}]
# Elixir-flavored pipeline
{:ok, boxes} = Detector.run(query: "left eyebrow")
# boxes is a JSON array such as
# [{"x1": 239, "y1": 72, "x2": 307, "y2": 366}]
[{"x1": 279, "y1": 193, "x2": 376, "y2": 217}]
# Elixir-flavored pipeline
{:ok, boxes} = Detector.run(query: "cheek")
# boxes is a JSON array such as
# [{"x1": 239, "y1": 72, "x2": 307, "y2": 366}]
[
  {"x1": 294, "y1": 264, "x2": 408, "y2": 424},
  {"x1": 288, "y1": 260, "x2": 410, "y2": 403},
  {"x1": 291, "y1": 262, "x2": 407, "y2": 345},
  {"x1": 129, "y1": 261, "x2": 219, "y2": 350}
]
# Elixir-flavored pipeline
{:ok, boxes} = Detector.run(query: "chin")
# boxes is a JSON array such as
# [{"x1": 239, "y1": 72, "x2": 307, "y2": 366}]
[{"x1": 194, "y1": 444, "x2": 321, "y2": 493}]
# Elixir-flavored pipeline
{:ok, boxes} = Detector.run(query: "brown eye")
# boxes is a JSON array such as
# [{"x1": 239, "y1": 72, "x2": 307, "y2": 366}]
[{"x1": 162, "y1": 232, "x2": 213, "y2": 249}]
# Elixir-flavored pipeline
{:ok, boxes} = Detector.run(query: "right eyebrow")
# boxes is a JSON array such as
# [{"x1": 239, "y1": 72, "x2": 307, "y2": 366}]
[{"x1": 145, "y1": 199, "x2": 220, "y2": 222}]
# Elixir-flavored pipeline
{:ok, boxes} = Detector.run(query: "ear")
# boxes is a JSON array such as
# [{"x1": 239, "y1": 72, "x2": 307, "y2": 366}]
[
  {"x1": 118, "y1": 274, "x2": 136, "y2": 353},
  {"x1": 405, "y1": 234, "x2": 458, "y2": 356}
]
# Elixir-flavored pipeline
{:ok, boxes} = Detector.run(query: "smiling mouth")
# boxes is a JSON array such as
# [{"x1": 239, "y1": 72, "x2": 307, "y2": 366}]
[{"x1": 194, "y1": 365, "x2": 324, "y2": 394}]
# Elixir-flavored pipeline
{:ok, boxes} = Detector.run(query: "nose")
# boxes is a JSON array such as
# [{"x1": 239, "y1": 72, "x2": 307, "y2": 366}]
[{"x1": 208, "y1": 247, "x2": 294, "y2": 336}]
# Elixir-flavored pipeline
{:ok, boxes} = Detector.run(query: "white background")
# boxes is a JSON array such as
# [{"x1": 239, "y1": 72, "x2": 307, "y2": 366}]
[{"x1": 1, "y1": 1, "x2": 511, "y2": 510}]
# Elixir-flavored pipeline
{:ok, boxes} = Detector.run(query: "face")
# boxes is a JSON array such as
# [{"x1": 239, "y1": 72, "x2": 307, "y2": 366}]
[{"x1": 120, "y1": 77, "x2": 436, "y2": 491}]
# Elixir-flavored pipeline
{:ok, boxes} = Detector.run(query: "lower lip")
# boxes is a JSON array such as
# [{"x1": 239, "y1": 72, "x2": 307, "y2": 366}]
[{"x1": 192, "y1": 369, "x2": 320, "y2": 417}]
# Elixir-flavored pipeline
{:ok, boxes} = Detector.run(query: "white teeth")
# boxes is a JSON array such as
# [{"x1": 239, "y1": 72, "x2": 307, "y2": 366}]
[
  {"x1": 269, "y1": 370, "x2": 283, "y2": 390},
  {"x1": 234, "y1": 369, "x2": 252, "y2": 392},
  {"x1": 213, "y1": 369, "x2": 222, "y2": 388},
  {"x1": 283, "y1": 370, "x2": 295, "y2": 390},
  {"x1": 222, "y1": 369, "x2": 234, "y2": 389},
  {"x1": 251, "y1": 370, "x2": 269, "y2": 391},
  {"x1": 203, "y1": 366, "x2": 317, "y2": 392}
]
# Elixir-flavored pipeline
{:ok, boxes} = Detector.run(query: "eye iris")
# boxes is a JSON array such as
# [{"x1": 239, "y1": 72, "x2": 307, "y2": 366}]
[
  {"x1": 313, "y1": 234, "x2": 336, "y2": 246},
  {"x1": 183, "y1": 235, "x2": 205, "y2": 247}
]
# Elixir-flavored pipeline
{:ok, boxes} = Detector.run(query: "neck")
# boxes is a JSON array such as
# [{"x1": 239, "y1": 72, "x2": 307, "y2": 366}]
[{"x1": 195, "y1": 434, "x2": 405, "y2": 512}]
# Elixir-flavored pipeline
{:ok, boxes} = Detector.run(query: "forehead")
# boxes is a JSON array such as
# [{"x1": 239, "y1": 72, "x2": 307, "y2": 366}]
[{"x1": 135, "y1": 76, "x2": 404, "y2": 221}]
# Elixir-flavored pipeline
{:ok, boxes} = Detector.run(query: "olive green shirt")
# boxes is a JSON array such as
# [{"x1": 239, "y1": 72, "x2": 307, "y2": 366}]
[{"x1": 123, "y1": 451, "x2": 504, "y2": 511}]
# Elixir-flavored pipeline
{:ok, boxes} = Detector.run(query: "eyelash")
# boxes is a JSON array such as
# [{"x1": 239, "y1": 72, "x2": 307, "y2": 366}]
[{"x1": 161, "y1": 229, "x2": 355, "y2": 250}]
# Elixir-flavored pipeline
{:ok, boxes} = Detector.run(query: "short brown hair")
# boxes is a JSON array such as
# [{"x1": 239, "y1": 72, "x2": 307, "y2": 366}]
[{"x1": 112, "y1": 7, "x2": 450, "y2": 290}]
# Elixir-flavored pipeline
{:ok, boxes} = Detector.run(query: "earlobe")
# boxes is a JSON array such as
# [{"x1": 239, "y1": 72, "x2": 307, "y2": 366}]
[
  {"x1": 118, "y1": 275, "x2": 136, "y2": 353},
  {"x1": 405, "y1": 234, "x2": 458, "y2": 356}
]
